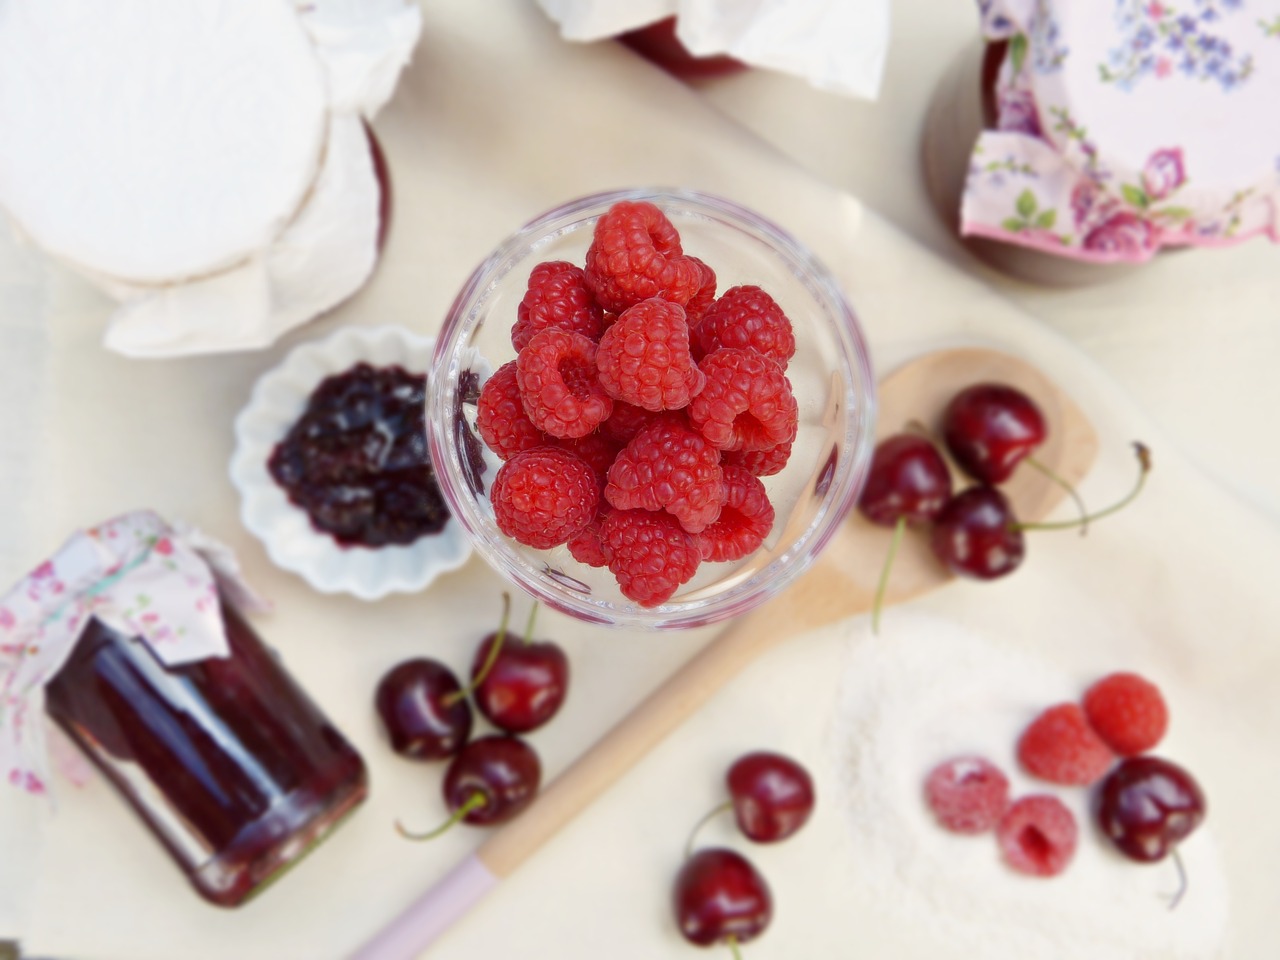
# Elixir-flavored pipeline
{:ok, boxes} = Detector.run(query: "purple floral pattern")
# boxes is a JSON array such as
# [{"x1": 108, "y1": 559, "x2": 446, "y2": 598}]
[{"x1": 1101, "y1": 0, "x2": 1254, "y2": 91}]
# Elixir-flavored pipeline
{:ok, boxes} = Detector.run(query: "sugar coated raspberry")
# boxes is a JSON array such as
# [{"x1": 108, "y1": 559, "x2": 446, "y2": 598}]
[
  {"x1": 601, "y1": 509, "x2": 701, "y2": 607},
  {"x1": 923, "y1": 756, "x2": 1010, "y2": 835},
  {"x1": 723, "y1": 441, "x2": 793, "y2": 477},
  {"x1": 491, "y1": 447, "x2": 600, "y2": 549},
  {"x1": 605, "y1": 417, "x2": 725, "y2": 534},
  {"x1": 997, "y1": 795, "x2": 1077, "y2": 877},
  {"x1": 1082, "y1": 672, "x2": 1169, "y2": 757},
  {"x1": 696, "y1": 466, "x2": 774, "y2": 562},
  {"x1": 477, "y1": 361, "x2": 546, "y2": 460},
  {"x1": 688, "y1": 348, "x2": 798, "y2": 452},
  {"x1": 683, "y1": 256, "x2": 717, "y2": 325},
  {"x1": 584, "y1": 200, "x2": 705, "y2": 312},
  {"x1": 596, "y1": 298, "x2": 704, "y2": 412},
  {"x1": 693, "y1": 285, "x2": 795, "y2": 364},
  {"x1": 1017, "y1": 703, "x2": 1115, "y2": 786},
  {"x1": 516, "y1": 328, "x2": 613, "y2": 439},
  {"x1": 512, "y1": 260, "x2": 604, "y2": 351}
]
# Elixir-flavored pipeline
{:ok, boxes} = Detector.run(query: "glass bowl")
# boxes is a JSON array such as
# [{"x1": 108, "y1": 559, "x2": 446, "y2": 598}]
[{"x1": 426, "y1": 188, "x2": 876, "y2": 629}]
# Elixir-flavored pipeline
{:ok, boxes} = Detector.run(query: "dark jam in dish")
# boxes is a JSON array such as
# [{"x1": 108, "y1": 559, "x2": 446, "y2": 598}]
[{"x1": 268, "y1": 362, "x2": 449, "y2": 548}]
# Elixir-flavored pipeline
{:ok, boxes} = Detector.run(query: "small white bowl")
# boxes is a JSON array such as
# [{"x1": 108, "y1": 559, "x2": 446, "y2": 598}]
[{"x1": 230, "y1": 325, "x2": 473, "y2": 600}]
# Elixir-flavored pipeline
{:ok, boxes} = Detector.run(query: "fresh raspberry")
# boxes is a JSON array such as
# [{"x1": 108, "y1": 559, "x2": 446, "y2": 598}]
[
  {"x1": 683, "y1": 256, "x2": 717, "y2": 325},
  {"x1": 601, "y1": 400, "x2": 659, "y2": 445},
  {"x1": 1082, "y1": 672, "x2": 1169, "y2": 757},
  {"x1": 601, "y1": 509, "x2": 701, "y2": 607},
  {"x1": 477, "y1": 361, "x2": 546, "y2": 459},
  {"x1": 696, "y1": 466, "x2": 774, "y2": 562},
  {"x1": 692, "y1": 285, "x2": 795, "y2": 364},
  {"x1": 566, "y1": 509, "x2": 609, "y2": 568},
  {"x1": 584, "y1": 200, "x2": 705, "y2": 312},
  {"x1": 923, "y1": 756, "x2": 1010, "y2": 834},
  {"x1": 1017, "y1": 703, "x2": 1115, "y2": 786},
  {"x1": 996, "y1": 795, "x2": 1077, "y2": 877},
  {"x1": 512, "y1": 260, "x2": 604, "y2": 351},
  {"x1": 516, "y1": 328, "x2": 613, "y2": 439},
  {"x1": 596, "y1": 298, "x2": 705, "y2": 412},
  {"x1": 722, "y1": 441, "x2": 793, "y2": 477},
  {"x1": 490, "y1": 447, "x2": 599, "y2": 549},
  {"x1": 688, "y1": 348, "x2": 798, "y2": 452},
  {"x1": 605, "y1": 417, "x2": 725, "y2": 534},
  {"x1": 554, "y1": 432, "x2": 621, "y2": 485}
]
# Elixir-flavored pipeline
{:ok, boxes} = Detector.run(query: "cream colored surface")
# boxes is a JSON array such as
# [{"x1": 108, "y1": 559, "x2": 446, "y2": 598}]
[{"x1": 1, "y1": 1, "x2": 1278, "y2": 958}]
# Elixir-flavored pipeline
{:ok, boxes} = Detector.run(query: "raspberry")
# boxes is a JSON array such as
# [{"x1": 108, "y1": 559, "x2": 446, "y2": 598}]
[
  {"x1": 601, "y1": 400, "x2": 659, "y2": 445},
  {"x1": 1017, "y1": 703, "x2": 1115, "y2": 786},
  {"x1": 584, "y1": 200, "x2": 705, "y2": 312},
  {"x1": 692, "y1": 285, "x2": 795, "y2": 364},
  {"x1": 567, "y1": 509, "x2": 610, "y2": 568},
  {"x1": 516, "y1": 328, "x2": 613, "y2": 439},
  {"x1": 1082, "y1": 672, "x2": 1169, "y2": 757},
  {"x1": 996, "y1": 795, "x2": 1077, "y2": 877},
  {"x1": 596, "y1": 298, "x2": 705, "y2": 412},
  {"x1": 688, "y1": 348, "x2": 798, "y2": 452},
  {"x1": 601, "y1": 509, "x2": 701, "y2": 607},
  {"x1": 683, "y1": 256, "x2": 717, "y2": 325},
  {"x1": 490, "y1": 447, "x2": 600, "y2": 549},
  {"x1": 605, "y1": 417, "x2": 725, "y2": 534},
  {"x1": 923, "y1": 756, "x2": 1010, "y2": 835},
  {"x1": 722, "y1": 441, "x2": 793, "y2": 477},
  {"x1": 696, "y1": 466, "x2": 774, "y2": 562},
  {"x1": 512, "y1": 260, "x2": 604, "y2": 351},
  {"x1": 477, "y1": 361, "x2": 546, "y2": 459},
  {"x1": 554, "y1": 432, "x2": 621, "y2": 484}
]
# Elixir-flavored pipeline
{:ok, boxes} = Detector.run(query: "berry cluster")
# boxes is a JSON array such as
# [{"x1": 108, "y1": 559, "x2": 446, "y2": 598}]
[
  {"x1": 376, "y1": 596, "x2": 569, "y2": 837},
  {"x1": 476, "y1": 200, "x2": 800, "y2": 607},
  {"x1": 924, "y1": 671, "x2": 1205, "y2": 900},
  {"x1": 675, "y1": 752, "x2": 815, "y2": 957}
]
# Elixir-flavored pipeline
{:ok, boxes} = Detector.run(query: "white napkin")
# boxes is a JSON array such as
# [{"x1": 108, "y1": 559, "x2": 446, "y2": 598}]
[{"x1": 535, "y1": 0, "x2": 891, "y2": 99}]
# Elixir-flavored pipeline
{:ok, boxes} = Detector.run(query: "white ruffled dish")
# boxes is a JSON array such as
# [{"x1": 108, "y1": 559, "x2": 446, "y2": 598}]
[{"x1": 230, "y1": 324, "x2": 473, "y2": 600}]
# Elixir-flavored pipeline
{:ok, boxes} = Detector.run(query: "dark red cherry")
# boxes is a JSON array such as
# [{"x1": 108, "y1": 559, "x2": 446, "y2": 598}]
[
  {"x1": 930, "y1": 486, "x2": 1025, "y2": 579},
  {"x1": 442, "y1": 735, "x2": 542, "y2": 827},
  {"x1": 673, "y1": 848, "x2": 773, "y2": 949},
  {"x1": 857, "y1": 434, "x2": 953, "y2": 526},
  {"x1": 943, "y1": 383, "x2": 1047, "y2": 484},
  {"x1": 374, "y1": 659, "x2": 472, "y2": 761},
  {"x1": 470, "y1": 632, "x2": 569, "y2": 734},
  {"x1": 1096, "y1": 756, "x2": 1206, "y2": 863},
  {"x1": 726, "y1": 752, "x2": 816, "y2": 843}
]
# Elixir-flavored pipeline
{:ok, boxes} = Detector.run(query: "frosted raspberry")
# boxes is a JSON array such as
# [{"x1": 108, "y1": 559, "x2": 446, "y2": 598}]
[
  {"x1": 693, "y1": 285, "x2": 795, "y2": 364},
  {"x1": 683, "y1": 256, "x2": 717, "y2": 325},
  {"x1": 696, "y1": 466, "x2": 774, "y2": 562},
  {"x1": 923, "y1": 756, "x2": 1010, "y2": 834},
  {"x1": 722, "y1": 441, "x2": 793, "y2": 477},
  {"x1": 490, "y1": 447, "x2": 599, "y2": 549},
  {"x1": 516, "y1": 328, "x2": 613, "y2": 439},
  {"x1": 601, "y1": 509, "x2": 701, "y2": 607},
  {"x1": 1017, "y1": 703, "x2": 1115, "y2": 786},
  {"x1": 554, "y1": 432, "x2": 621, "y2": 485},
  {"x1": 584, "y1": 200, "x2": 705, "y2": 312},
  {"x1": 601, "y1": 400, "x2": 659, "y2": 445},
  {"x1": 1082, "y1": 672, "x2": 1169, "y2": 757},
  {"x1": 605, "y1": 417, "x2": 725, "y2": 534},
  {"x1": 596, "y1": 298, "x2": 705, "y2": 412},
  {"x1": 996, "y1": 795, "x2": 1078, "y2": 877},
  {"x1": 512, "y1": 260, "x2": 604, "y2": 351},
  {"x1": 567, "y1": 509, "x2": 609, "y2": 568},
  {"x1": 688, "y1": 348, "x2": 798, "y2": 452},
  {"x1": 477, "y1": 361, "x2": 546, "y2": 460}
]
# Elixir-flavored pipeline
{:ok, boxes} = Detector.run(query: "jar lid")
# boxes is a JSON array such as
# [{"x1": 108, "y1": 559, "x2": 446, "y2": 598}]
[{"x1": 962, "y1": 0, "x2": 1280, "y2": 261}]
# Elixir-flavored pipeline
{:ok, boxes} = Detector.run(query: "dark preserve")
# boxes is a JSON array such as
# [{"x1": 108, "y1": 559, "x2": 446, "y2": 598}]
[{"x1": 45, "y1": 602, "x2": 367, "y2": 907}]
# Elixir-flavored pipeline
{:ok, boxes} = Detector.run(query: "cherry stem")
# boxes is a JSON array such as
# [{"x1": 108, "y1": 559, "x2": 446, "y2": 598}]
[
  {"x1": 726, "y1": 934, "x2": 743, "y2": 960},
  {"x1": 684, "y1": 800, "x2": 734, "y2": 860},
  {"x1": 1024, "y1": 454, "x2": 1090, "y2": 536},
  {"x1": 443, "y1": 592, "x2": 512, "y2": 706},
  {"x1": 1014, "y1": 442, "x2": 1151, "y2": 532},
  {"x1": 395, "y1": 792, "x2": 487, "y2": 841},
  {"x1": 871, "y1": 516, "x2": 906, "y2": 636},
  {"x1": 522, "y1": 600, "x2": 539, "y2": 648},
  {"x1": 1167, "y1": 846, "x2": 1188, "y2": 911}
]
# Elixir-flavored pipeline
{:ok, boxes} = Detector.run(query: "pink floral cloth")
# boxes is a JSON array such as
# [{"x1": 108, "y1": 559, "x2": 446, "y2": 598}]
[
  {"x1": 963, "y1": 0, "x2": 1280, "y2": 262},
  {"x1": 0, "y1": 511, "x2": 268, "y2": 799}
]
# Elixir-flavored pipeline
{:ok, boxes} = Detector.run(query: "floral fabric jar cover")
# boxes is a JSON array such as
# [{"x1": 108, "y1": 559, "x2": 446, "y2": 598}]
[{"x1": 965, "y1": 0, "x2": 1280, "y2": 261}]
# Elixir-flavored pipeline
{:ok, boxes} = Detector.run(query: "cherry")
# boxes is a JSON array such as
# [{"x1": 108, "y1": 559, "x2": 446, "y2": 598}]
[
  {"x1": 673, "y1": 848, "x2": 772, "y2": 953},
  {"x1": 857, "y1": 433, "x2": 953, "y2": 527},
  {"x1": 930, "y1": 485, "x2": 1026, "y2": 580},
  {"x1": 726, "y1": 752, "x2": 815, "y2": 843},
  {"x1": 942, "y1": 383, "x2": 1047, "y2": 484},
  {"x1": 469, "y1": 602, "x2": 569, "y2": 734},
  {"x1": 374, "y1": 658, "x2": 473, "y2": 761}
]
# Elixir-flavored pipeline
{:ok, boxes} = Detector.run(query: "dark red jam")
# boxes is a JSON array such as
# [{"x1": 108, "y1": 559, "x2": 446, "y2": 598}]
[
  {"x1": 45, "y1": 604, "x2": 367, "y2": 907},
  {"x1": 268, "y1": 362, "x2": 450, "y2": 548}
]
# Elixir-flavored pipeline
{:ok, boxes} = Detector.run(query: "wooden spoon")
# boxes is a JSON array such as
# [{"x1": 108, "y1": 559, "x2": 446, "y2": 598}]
[{"x1": 353, "y1": 346, "x2": 1100, "y2": 959}]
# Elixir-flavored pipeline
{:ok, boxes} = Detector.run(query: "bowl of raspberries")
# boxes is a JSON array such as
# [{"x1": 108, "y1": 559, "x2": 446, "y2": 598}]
[{"x1": 427, "y1": 189, "x2": 876, "y2": 628}]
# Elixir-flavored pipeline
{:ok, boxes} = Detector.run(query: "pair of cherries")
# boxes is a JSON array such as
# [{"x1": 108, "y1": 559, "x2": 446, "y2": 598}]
[
  {"x1": 376, "y1": 596, "x2": 569, "y2": 835},
  {"x1": 674, "y1": 752, "x2": 815, "y2": 958}
]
